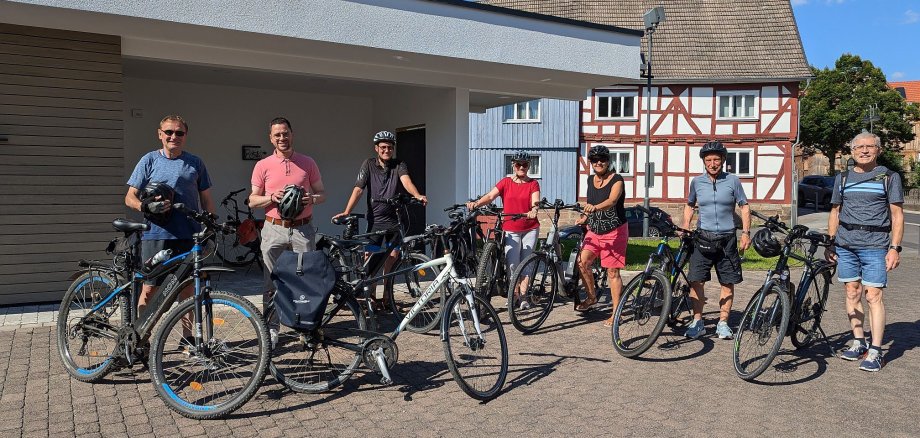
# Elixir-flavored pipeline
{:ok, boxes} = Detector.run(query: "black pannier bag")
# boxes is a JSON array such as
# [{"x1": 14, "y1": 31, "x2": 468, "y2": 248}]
[{"x1": 270, "y1": 250, "x2": 336, "y2": 331}]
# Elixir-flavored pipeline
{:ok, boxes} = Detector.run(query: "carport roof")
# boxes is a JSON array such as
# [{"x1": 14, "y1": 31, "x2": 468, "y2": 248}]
[{"x1": 481, "y1": 0, "x2": 813, "y2": 82}]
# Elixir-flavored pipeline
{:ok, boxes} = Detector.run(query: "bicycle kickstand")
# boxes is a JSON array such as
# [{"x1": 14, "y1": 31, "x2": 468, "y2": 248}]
[{"x1": 816, "y1": 322, "x2": 836, "y2": 357}]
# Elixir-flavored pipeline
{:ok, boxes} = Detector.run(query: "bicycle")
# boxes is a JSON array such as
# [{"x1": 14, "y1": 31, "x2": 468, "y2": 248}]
[
  {"x1": 610, "y1": 205, "x2": 695, "y2": 358},
  {"x1": 268, "y1": 224, "x2": 509, "y2": 400},
  {"x1": 732, "y1": 211, "x2": 836, "y2": 381},
  {"x1": 442, "y1": 203, "x2": 489, "y2": 280},
  {"x1": 56, "y1": 204, "x2": 270, "y2": 419},
  {"x1": 505, "y1": 199, "x2": 608, "y2": 333},
  {"x1": 474, "y1": 208, "x2": 529, "y2": 306},
  {"x1": 215, "y1": 188, "x2": 264, "y2": 270},
  {"x1": 326, "y1": 193, "x2": 443, "y2": 333}
]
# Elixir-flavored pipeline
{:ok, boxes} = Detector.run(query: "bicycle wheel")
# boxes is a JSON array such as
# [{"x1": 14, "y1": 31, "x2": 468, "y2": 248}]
[
  {"x1": 474, "y1": 242, "x2": 502, "y2": 302},
  {"x1": 269, "y1": 291, "x2": 366, "y2": 393},
  {"x1": 215, "y1": 230, "x2": 258, "y2": 267},
  {"x1": 611, "y1": 270, "x2": 672, "y2": 358},
  {"x1": 442, "y1": 290, "x2": 508, "y2": 400},
  {"x1": 57, "y1": 271, "x2": 124, "y2": 382},
  {"x1": 733, "y1": 283, "x2": 791, "y2": 381},
  {"x1": 149, "y1": 291, "x2": 269, "y2": 419},
  {"x1": 791, "y1": 270, "x2": 831, "y2": 349},
  {"x1": 384, "y1": 252, "x2": 443, "y2": 333},
  {"x1": 507, "y1": 253, "x2": 557, "y2": 333}
]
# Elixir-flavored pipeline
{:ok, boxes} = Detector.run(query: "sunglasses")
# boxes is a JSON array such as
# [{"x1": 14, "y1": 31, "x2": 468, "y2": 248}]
[
  {"x1": 589, "y1": 158, "x2": 608, "y2": 164},
  {"x1": 513, "y1": 162, "x2": 530, "y2": 168},
  {"x1": 160, "y1": 129, "x2": 186, "y2": 138}
]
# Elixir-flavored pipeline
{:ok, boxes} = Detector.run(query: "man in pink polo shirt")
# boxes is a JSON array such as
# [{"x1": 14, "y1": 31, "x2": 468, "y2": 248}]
[{"x1": 249, "y1": 117, "x2": 326, "y2": 337}]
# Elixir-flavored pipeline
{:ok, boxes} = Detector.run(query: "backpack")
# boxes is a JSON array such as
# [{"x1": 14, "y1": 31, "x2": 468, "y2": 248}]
[{"x1": 270, "y1": 250, "x2": 336, "y2": 331}]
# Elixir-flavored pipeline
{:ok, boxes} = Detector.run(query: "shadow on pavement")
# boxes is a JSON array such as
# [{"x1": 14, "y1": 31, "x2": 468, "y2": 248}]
[
  {"x1": 881, "y1": 319, "x2": 920, "y2": 364},
  {"x1": 504, "y1": 351, "x2": 609, "y2": 394}
]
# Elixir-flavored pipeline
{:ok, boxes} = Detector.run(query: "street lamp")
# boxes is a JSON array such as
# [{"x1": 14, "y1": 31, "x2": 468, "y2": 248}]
[
  {"x1": 863, "y1": 103, "x2": 880, "y2": 133},
  {"x1": 641, "y1": 6, "x2": 665, "y2": 237}
]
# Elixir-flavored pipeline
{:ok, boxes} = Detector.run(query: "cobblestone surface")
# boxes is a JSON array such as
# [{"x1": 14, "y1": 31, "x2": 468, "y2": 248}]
[{"x1": 1, "y1": 256, "x2": 918, "y2": 437}]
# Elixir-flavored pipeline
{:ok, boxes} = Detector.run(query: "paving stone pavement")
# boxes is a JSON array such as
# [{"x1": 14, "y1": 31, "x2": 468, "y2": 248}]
[{"x1": 1, "y1": 256, "x2": 918, "y2": 437}]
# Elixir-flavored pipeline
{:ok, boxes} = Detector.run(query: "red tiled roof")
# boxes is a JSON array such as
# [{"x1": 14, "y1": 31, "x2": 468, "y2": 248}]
[
  {"x1": 889, "y1": 81, "x2": 920, "y2": 103},
  {"x1": 480, "y1": 0, "x2": 812, "y2": 82}
]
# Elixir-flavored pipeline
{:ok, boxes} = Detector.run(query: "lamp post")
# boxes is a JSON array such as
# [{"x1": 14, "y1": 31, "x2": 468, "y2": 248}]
[
  {"x1": 863, "y1": 103, "x2": 880, "y2": 133},
  {"x1": 641, "y1": 7, "x2": 665, "y2": 237}
]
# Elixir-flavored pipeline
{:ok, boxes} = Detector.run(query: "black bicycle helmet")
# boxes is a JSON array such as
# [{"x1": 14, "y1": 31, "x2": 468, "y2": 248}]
[
  {"x1": 752, "y1": 228, "x2": 782, "y2": 258},
  {"x1": 699, "y1": 141, "x2": 727, "y2": 159},
  {"x1": 373, "y1": 130, "x2": 397, "y2": 146},
  {"x1": 510, "y1": 150, "x2": 531, "y2": 163},
  {"x1": 587, "y1": 145, "x2": 611, "y2": 161},
  {"x1": 278, "y1": 185, "x2": 306, "y2": 220},
  {"x1": 140, "y1": 182, "x2": 175, "y2": 225}
]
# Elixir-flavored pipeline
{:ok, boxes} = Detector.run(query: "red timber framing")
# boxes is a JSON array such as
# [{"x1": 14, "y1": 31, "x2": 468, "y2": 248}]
[{"x1": 578, "y1": 83, "x2": 799, "y2": 206}]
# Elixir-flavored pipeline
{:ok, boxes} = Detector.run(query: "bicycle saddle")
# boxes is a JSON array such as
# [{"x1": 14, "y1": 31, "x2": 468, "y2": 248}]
[{"x1": 112, "y1": 218, "x2": 149, "y2": 233}]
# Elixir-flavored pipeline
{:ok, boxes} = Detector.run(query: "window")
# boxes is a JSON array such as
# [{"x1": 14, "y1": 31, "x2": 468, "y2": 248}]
[
  {"x1": 717, "y1": 92, "x2": 758, "y2": 119},
  {"x1": 503, "y1": 100, "x2": 540, "y2": 122},
  {"x1": 595, "y1": 92, "x2": 638, "y2": 119},
  {"x1": 504, "y1": 154, "x2": 541, "y2": 178},
  {"x1": 724, "y1": 149, "x2": 753, "y2": 177},
  {"x1": 591, "y1": 147, "x2": 632, "y2": 175}
]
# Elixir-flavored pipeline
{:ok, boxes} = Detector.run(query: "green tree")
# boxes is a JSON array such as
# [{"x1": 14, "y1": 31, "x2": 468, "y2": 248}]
[{"x1": 799, "y1": 54, "x2": 920, "y2": 174}]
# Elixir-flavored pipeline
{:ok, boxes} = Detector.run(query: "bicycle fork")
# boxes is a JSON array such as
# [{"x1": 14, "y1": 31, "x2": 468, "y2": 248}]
[{"x1": 453, "y1": 288, "x2": 487, "y2": 350}]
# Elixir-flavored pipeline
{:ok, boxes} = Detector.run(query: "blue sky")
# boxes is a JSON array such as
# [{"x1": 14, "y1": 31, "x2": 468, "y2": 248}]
[{"x1": 792, "y1": 0, "x2": 920, "y2": 81}]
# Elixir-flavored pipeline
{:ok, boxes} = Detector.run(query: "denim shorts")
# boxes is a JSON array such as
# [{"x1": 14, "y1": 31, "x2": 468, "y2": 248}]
[{"x1": 835, "y1": 246, "x2": 888, "y2": 288}]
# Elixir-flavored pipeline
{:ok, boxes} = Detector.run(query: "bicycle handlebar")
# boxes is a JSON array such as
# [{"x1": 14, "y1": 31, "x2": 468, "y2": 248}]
[
  {"x1": 221, "y1": 188, "x2": 247, "y2": 204},
  {"x1": 751, "y1": 210, "x2": 832, "y2": 246},
  {"x1": 634, "y1": 204, "x2": 693, "y2": 236},
  {"x1": 173, "y1": 203, "x2": 235, "y2": 235},
  {"x1": 371, "y1": 193, "x2": 425, "y2": 207}
]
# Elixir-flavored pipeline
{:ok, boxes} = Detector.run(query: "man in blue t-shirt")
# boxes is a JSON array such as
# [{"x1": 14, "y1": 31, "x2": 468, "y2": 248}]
[
  {"x1": 682, "y1": 141, "x2": 751, "y2": 340},
  {"x1": 125, "y1": 115, "x2": 214, "y2": 316},
  {"x1": 827, "y1": 131, "x2": 904, "y2": 372}
]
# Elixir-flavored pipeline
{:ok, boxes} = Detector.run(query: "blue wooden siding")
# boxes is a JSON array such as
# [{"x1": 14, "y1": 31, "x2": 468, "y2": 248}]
[{"x1": 469, "y1": 98, "x2": 579, "y2": 203}]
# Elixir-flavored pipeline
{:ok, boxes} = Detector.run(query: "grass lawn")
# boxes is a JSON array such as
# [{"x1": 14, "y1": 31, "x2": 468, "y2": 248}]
[{"x1": 559, "y1": 237, "x2": 799, "y2": 272}]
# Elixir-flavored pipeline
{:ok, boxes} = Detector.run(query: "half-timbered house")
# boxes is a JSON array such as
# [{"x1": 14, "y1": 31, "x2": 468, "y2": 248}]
[{"x1": 478, "y1": 0, "x2": 812, "y2": 216}]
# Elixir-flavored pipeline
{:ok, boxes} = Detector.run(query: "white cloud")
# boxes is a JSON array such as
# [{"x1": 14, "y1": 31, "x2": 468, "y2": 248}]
[
  {"x1": 890, "y1": 72, "x2": 906, "y2": 80},
  {"x1": 905, "y1": 9, "x2": 920, "y2": 24}
]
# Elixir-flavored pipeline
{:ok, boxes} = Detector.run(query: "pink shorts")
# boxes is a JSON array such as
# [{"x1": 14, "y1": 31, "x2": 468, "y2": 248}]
[{"x1": 583, "y1": 225, "x2": 628, "y2": 269}]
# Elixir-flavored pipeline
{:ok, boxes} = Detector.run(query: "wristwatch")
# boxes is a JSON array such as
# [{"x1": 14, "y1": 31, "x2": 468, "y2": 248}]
[
  {"x1": 889, "y1": 245, "x2": 902, "y2": 253},
  {"x1": 741, "y1": 230, "x2": 750, "y2": 235}
]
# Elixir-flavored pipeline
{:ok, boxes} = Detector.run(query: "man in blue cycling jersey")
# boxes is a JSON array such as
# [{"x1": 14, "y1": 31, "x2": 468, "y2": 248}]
[{"x1": 682, "y1": 141, "x2": 751, "y2": 340}]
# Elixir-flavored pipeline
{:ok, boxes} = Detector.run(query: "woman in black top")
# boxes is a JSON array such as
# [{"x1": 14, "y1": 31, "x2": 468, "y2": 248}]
[{"x1": 577, "y1": 146, "x2": 628, "y2": 327}]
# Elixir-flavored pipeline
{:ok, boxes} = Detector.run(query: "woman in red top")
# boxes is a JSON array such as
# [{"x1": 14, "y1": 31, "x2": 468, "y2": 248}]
[{"x1": 467, "y1": 151, "x2": 541, "y2": 310}]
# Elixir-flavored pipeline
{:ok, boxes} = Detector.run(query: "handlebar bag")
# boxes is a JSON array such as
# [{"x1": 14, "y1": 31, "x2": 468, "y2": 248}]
[{"x1": 270, "y1": 250, "x2": 336, "y2": 331}]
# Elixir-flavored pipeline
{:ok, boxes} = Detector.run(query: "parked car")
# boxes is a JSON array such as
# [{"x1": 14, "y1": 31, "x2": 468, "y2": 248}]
[
  {"x1": 559, "y1": 206, "x2": 674, "y2": 240},
  {"x1": 798, "y1": 175, "x2": 836, "y2": 209}
]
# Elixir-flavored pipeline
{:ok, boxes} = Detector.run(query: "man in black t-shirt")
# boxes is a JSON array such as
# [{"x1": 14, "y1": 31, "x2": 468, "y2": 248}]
[{"x1": 333, "y1": 131, "x2": 427, "y2": 304}]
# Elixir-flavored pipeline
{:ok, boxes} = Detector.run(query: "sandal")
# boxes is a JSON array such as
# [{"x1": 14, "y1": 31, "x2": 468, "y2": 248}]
[{"x1": 575, "y1": 297, "x2": 597, "y2": 312}]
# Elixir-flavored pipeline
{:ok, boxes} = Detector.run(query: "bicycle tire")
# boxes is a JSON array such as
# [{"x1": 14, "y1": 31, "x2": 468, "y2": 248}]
[
  {"x1": 790, "y1": 270, "x2": 831, "y2": 349},
  {"x1": 149, "y1": 291, "x2": 270, "y2": 420},
  {"x1": 57, "y1": 271, "x2": 124, "y2": 382},
  {"x1": 442, "y1": 290, "x2": 508, "y2": 400},
  {"x1": 474, "y1": 242, "x2": 502, "y2": 302},
  {"x1": 733, "y1": 283, "x2": 791, "y2": 381},
  {"x1": 215, "y1": 231, "x2": 258, "y2": 267},
  {"x1": 611, "y1": 270, "x2": 672, "y2": 358},
  {"x1": 384, "y1": 252, "x2": 444, "y2": 333},
  {"x1": 269, "y1": 291, "x2": 366, "y2": 393},
  {"x1": 507, "y1": 253, "x2": 557, "y2": 333}
]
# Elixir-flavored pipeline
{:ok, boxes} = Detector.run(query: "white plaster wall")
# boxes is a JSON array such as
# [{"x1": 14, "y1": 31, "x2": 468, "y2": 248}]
[{"x1": 123, "y1": 77, "x2": 371, "y2": 234}]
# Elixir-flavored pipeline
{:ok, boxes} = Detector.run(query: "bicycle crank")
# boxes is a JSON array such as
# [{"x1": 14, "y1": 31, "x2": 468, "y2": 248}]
[{"x1": 361, "y1": 336, "x2": 398, "y2": 385}]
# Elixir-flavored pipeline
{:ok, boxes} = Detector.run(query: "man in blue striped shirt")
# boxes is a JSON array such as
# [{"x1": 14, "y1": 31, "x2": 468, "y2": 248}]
[{"x1": 827, "y1": 131, "x2": 905, "y2": 372}]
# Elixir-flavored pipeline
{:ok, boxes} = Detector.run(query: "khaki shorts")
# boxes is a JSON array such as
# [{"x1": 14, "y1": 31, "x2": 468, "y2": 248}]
[{"x1": 260, "y1": 220, "x2": 317, "y2": 292}]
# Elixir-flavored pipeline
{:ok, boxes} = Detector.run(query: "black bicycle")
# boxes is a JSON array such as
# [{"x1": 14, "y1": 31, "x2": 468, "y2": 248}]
[
  {"x1": 442, "y1": 203, "x2": 489, "y2": 280},
  {"x1": 56, "y1": 204, "x2": 270, "y2": 419},
  {"x1": 474, "y1": 208, "x2": 529, "y2": 306},
  {"x1": 732, "y1": 211, "x2": 836, "y2": 381},
  {"x1": 611, "y1": 205, "x2": 695, "y2": 358},
  {"x1": 215, "y1": 188, "x2": 264, "y2": 270},
  {"x1": 505, "y1": 199, "x2": 608, "y2": 333},
  {"x1": 269, "y1": 224, "x2": 508, "y2": 400},
  {"x1": 325, "y1": 193, "x2": 442, "y2": 333}
]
